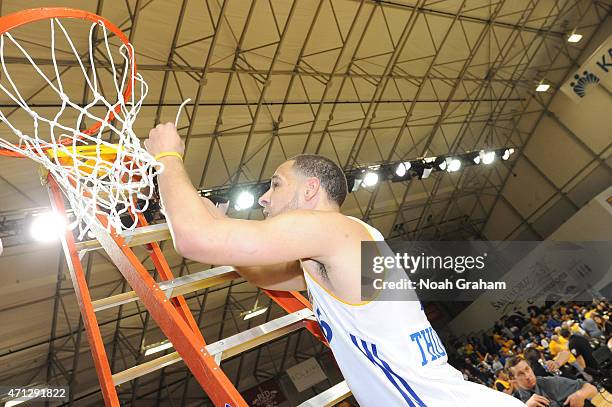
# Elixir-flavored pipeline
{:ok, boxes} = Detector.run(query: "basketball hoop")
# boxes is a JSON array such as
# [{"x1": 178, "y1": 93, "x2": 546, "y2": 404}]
[{"x1": 0, "y1": 8, "x2": 163, "y2": 238}]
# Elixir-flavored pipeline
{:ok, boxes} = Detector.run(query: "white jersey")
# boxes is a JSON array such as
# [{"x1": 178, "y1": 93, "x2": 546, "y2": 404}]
[{"x1": 302, "y1": 216, "x2": 525, "y2": 406}]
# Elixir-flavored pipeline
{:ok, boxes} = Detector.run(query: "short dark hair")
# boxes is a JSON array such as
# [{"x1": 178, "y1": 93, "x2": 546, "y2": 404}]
[
  {"x1": 523, "y1": 347, "x2": 541, "y2": 364},
  {"x1": 289, "y1": 154, "x2": 348, "y2": 207},
  {"x1": 560, "y1": 328, "x2": 570, "y2": 338},
  {"x1": 505, "y1": 355, "x2": 527, "y2": 378}
]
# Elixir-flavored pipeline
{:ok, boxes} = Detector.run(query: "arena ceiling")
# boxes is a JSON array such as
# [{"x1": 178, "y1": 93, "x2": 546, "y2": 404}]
[{"x1": 0, "y1": 0, "x2": 610, "y2": 405}]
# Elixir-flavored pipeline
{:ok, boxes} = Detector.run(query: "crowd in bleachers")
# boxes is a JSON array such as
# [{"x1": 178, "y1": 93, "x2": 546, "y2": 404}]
[{"x1": 451, "y1": 300, "x2": 611, "y2": 403}]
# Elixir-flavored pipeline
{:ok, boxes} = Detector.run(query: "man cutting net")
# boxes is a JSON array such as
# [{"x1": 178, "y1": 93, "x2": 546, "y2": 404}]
[{"x1": 145, "y1": 122, "x2": 525, "y2": 406}]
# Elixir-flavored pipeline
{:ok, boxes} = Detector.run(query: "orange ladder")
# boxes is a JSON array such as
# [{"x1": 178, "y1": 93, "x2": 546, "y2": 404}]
[{"x1": 45, "y1": 175, "x2": 336, "y2": 406}]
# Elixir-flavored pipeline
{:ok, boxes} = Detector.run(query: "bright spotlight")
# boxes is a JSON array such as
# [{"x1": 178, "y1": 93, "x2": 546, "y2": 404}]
[
  {"x1": 30, "y1": 211, "x2": 66, "y2": 242},
  {"x1": 395, "y1": 162, "x2": 411, "y2": 177},
  {"x1": 481, "y1": 151, "x2": 495, "y2": 165},
  {"x1": 536, "y1": 83, "x2": 550, "y2": 92},
  {"x1": 567, "y1": 32, "x2": 582, "y2": 43},
  {"x1": 362, "y1": 172, "x2": 379, "y2": 187},
  {"x1": 502, "y1": 148, "x2": 515, "y2": 160},
  {"x1": 234, "y1": 191, "x2": 255, "y2": 211},
  {"x1": 438, "y1": 160, "x2": 447, "y2": 171},
  {"x1": 446, "y1": 158, "x2": 461, "y2": 172}
]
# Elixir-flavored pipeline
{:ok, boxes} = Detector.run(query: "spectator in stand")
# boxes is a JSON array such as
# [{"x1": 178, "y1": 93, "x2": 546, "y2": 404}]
[
  {"x1": 583, "y1": 307, "x2": 597, "y2": 320},
  {"x1": 492, "y1": 354, "x2": 504, "y2": 372},
  {"x1": 523, "y1": 347, "x2": 554, "y2": 377},
  {"x1": 483, "y1": 332, "x2": 497, "y2": 355},
  {"x1": 592, "y1": 313, "x2": 611, "y2": 337},
  {"x1": 464, "y1": 341, "x2": 475, "y2": 356},
  {"x1": 527, "y1": 305, "x2": 541, "y2": 317},
  {"x1": 562, "y1": 320, "x2": 586, "y2": 336},
  {"x1": 547, "y1": 314, "x2": 562, "y2": 330},
  {"x1": 549, "y1": 333, "x2": 592, "y2": 381},
  {"x1": 560, "y1": 329, "x2": 599, "y2": 373},
  {"x1": 508, "y1": 312, "x2": 528, "y2": 331},
  {"x1": 581, "y1": 313, "x2": 604, "y2": 338},
  {"x1": 505, "y1": 356, "x2": 597, "y2": 407},
  {"x1": 464, "y1": 357, "x2": 481, "y2": 378},
  {"x1": 477, "y1": 364, "x2": 494, "y2": 386}
]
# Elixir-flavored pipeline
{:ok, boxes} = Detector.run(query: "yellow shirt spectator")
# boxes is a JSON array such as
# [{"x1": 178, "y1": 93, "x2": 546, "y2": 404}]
[{"x1": 549, "y1": 336, "x2": 576, "y2": 363}]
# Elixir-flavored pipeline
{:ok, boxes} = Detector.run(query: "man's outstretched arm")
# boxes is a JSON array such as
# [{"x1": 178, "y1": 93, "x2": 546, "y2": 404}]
[{"x1": 145, "y1": 123, "x2": 352, "y2": 268}]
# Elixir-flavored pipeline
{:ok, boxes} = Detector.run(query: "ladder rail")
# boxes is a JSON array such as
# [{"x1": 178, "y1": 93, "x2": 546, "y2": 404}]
[{"x1": 48, "y1": 177, "x2": 120, "y2": 407}]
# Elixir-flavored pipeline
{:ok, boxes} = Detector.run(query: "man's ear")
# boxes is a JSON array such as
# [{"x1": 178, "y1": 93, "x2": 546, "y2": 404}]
[{"x1": 304, "y1": 177, "x2": 321, "y2": 201}]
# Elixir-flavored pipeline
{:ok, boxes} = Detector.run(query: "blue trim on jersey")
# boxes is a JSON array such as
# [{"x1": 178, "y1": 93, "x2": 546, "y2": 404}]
[{"x1": 350, "y1": 334, "x2": 428, "y2": 407}]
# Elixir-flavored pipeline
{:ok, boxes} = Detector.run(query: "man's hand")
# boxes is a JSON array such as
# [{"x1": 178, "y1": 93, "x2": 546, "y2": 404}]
[
  {"x1": 564, "y1": 383, "x2": 597, "y2": 407},
  {"x1": 563, "y1": 392, "x2": 585, "y2": 407},
  {"x1": 545, "y1": 360, "x2": 559, "y2": 372},
  {"x1": 526, "y1": 394, "x2": 550, "y2": 407},
  {"x1": 144, "y1": 122, "x2": 185, "y2": 158}
]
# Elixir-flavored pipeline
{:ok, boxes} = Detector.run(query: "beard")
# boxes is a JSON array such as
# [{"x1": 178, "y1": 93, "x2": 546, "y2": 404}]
[{"x1": 267, "y1": 193, "x2": 300, "y2": 218}]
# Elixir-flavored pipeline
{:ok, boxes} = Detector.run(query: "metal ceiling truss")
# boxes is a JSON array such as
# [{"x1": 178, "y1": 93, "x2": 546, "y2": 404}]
[
  {"x1": 469, "y1": 1, "x2": 610, "y2": 241},
  {"x1": 1, "y1": 0, "x2": 610, "y2": 405}
]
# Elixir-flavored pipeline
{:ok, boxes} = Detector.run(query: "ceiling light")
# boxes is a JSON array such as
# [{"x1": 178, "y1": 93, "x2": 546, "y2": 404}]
[
  {"x1": 446, "y1": 158, "x2": 462, "y2": 172},
  {"x1": 395, "y1": 162, "x2": 411, "y2": 177},
  {"x1": 481, "y1": 150, "x2": 495, "y2": 165},
  {"x1": 536, "y1": 82, "x2": 550, "y2": 92},
  {"x1": 502, "y1": 148, "x2": 515, "y2": 160},
  {"x1": 438, "y1": 160, "x2": 447, "y2": 171},
  {"x1": 567, "y1": 32, "x2": 582, "y2": 43},
  {"x1": 420, "y1": 168, "x2": 432, "y2": 179},
  {"x1": 144, "y1": 340, "x2": 173, "y2": 356},
  {"x1": 30, "y1": 211, "x2": 66, "y2": 242},
  {"x1": 349, "y1": 176, "x2": 362, "y2": 192},
  {"x1": 234, "y1": 191, "x2": 255, "y2": 211},
  {"x1": 362, "y1": 172, "x2": 379, "y2": 187}
]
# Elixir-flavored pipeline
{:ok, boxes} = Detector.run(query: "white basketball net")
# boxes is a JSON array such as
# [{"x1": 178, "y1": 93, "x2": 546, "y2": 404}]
[{"x1": 0, "y1": 18, "x2": 164, "y2": 239}]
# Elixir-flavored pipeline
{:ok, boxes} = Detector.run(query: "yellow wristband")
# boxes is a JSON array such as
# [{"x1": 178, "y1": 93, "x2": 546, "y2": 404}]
[{"x1": 154, "y1": 151, "x2": 183, "y2": 161}]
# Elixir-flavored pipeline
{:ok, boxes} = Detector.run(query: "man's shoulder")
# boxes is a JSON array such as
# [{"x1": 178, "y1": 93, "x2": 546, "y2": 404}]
[{"x1": 536, "y1": 375, "x2": 582, "y2": 389}]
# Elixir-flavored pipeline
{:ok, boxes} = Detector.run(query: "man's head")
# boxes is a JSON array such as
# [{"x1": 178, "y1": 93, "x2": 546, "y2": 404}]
[
  {"x1": 560, "y1": 328, "x2": 570, "y2": 339},
  {"x1": 505, "y1": 356, "x2": 537, "y2": 390},
  {"x1": 258, "y1": 154, "x2": 348, "y2": 218}
]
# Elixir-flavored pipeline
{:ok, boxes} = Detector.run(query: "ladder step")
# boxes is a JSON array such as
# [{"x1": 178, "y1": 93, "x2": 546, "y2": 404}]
[
  {"x1": 76, "y1": 222, "x2": 171, "y2": 252},
  {"x1": 298, "y1": 380, "x2": 351, "y2": 407},
  {"x1": 111, "y1": 309, "x2": 314, "y2": 385},
  {"x1": 92, "y1": 266, "x2": 238, "y2": 312},
  {"x1": 113, "y1": 352, "x2": 182, "y2": 386},
  {"x1": 206, "y1": 308, "x2": 314, "y2": 361}
]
